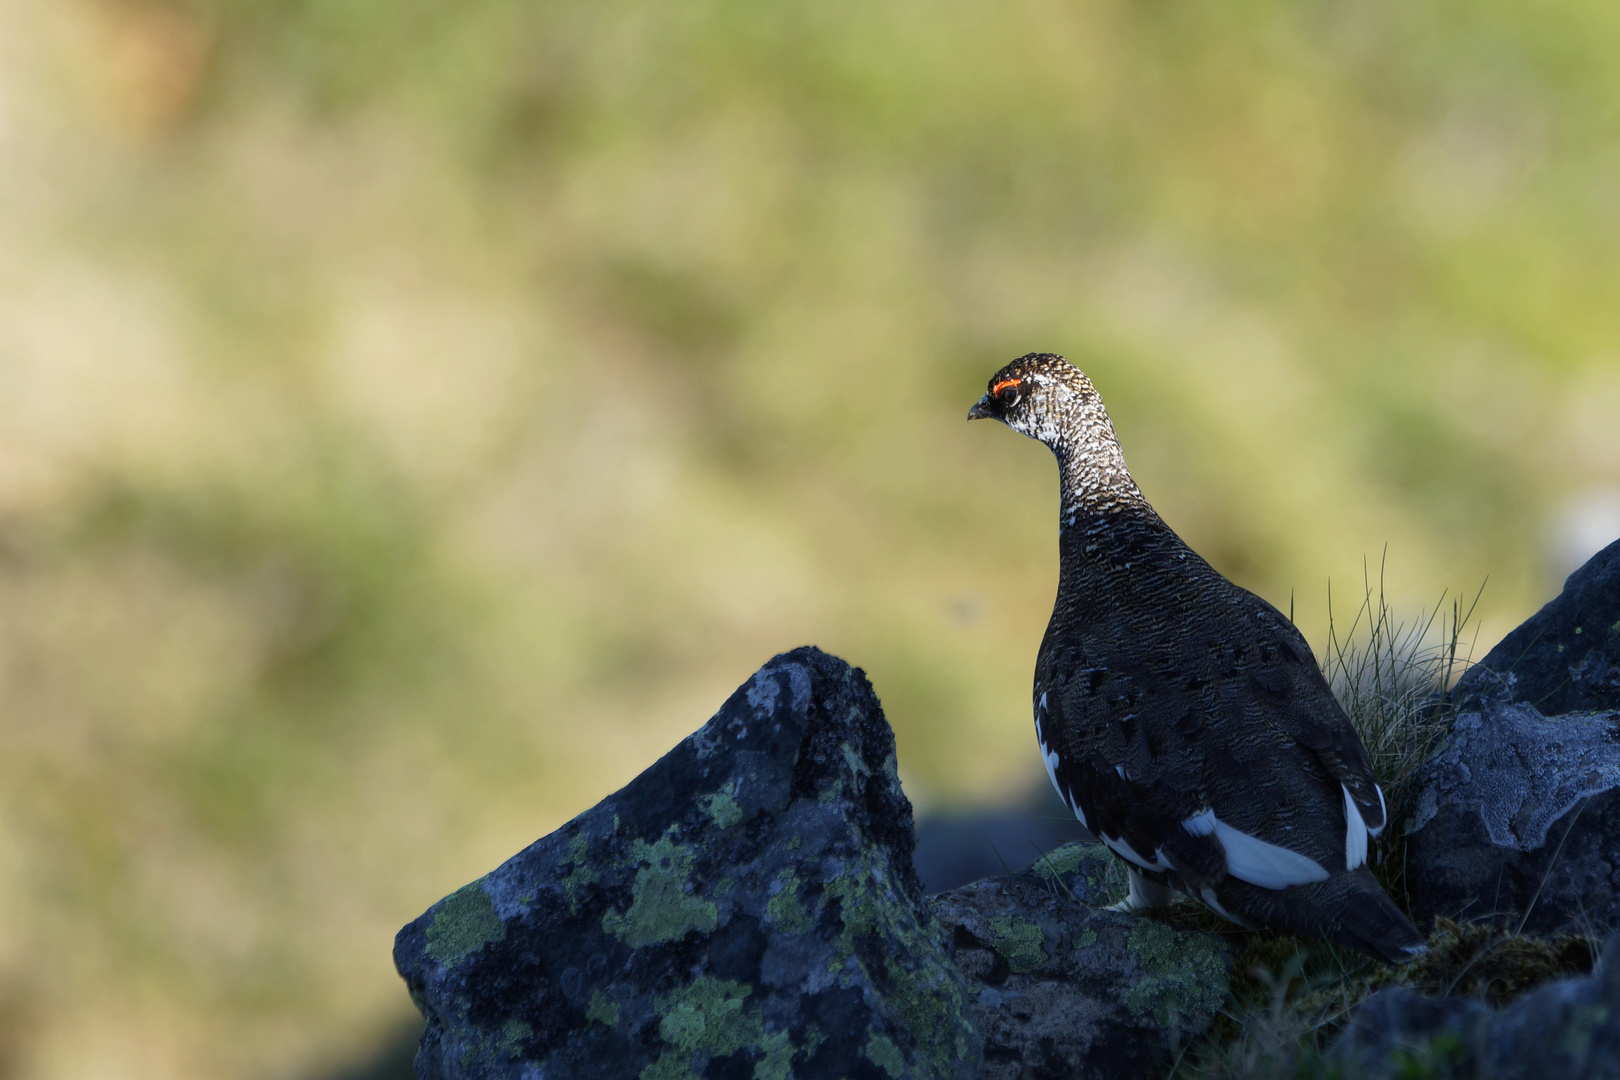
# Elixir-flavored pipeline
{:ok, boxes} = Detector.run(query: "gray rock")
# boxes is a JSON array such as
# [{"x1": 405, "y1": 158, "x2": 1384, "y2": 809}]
[
  {"x1": 1453, "y1": 536, "x2": 1620, "y2": 715},
  {"x1": 393, "y1": 647, "x2": 980, "y2": 1080},
  {"x1": 1406, "y1": 697, "x2": 1620, "y2": 933},
  {"x1": 1406, "y1": 537, "x2": 1620, "y2": 934},
  {"x1": 930, "y1": 845, "x2": 1231, "y2": 1080},
  {"x1": 1333, "y1": 933, "x2": 1620, "y2": 1079}
]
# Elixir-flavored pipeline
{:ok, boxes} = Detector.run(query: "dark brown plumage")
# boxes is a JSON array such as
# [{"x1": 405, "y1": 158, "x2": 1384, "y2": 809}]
[{"x1": 970, "y1": 353, "x2": 1425, "y2": 963}]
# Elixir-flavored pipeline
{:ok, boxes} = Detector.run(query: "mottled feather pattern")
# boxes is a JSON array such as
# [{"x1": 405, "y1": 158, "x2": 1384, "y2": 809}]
[{"x1": 971, "y1": 353, "x2": 1424, "y2": 963}]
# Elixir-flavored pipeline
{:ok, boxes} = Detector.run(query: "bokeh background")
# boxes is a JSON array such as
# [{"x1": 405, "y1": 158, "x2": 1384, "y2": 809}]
[{"x1": 4, "y1": 0, "x2": 1620, "y2": 1076}]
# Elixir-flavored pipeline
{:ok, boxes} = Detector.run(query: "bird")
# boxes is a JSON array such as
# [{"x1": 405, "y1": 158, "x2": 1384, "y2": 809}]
[{"x1": 968, "y1": 352, "x2": 1425, "y2": 964}]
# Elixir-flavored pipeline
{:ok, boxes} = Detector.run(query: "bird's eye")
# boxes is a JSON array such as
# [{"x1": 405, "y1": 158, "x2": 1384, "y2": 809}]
[{"x1": 993, "y1": 378, "x2": 1023, "y2": 405}]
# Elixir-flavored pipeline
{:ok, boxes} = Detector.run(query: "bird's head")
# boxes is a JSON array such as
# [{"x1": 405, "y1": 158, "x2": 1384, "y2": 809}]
[{"x1": 967, "y1": 353, "x2": 1103, "y2": 449}]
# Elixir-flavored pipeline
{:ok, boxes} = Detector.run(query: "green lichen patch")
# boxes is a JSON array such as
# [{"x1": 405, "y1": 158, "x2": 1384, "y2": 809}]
[
  {"x1": 753, "y1": 1032, "x2": 796, "y2": 1080},
  {"x1": 587, "y1": 988, "x2": 621, "y2": 1028},
  {"x1": 639, "y1": 1052, "x2": 695, "y2": 1080},
  {"x1": 457, "y1": 1012, "x2": 533, "y2": 1068},
  {"x1": 824, "y1": 866, "x2": 974, "y2": 1073},
  {"x1": 499, "y1": 1018, "x2": 533, "y2": 1052},
  {"x1": 824, "y1": 869, "x2": 877, "y2": 951},
  {"x1": 1123, "y1": 920, "x2": 1228, "y2": 1029},
  {"x1": 659, "y1": 976, "x2": 754, "y2": 1053},
  {"x1": 699, "y1": 791, "x2": 744, "y2": 830},
  {"x1": 889, "y1": 955, "x2": 972, "y2": 1074},
  {"x1": 602, "y1": 835, "x2": 719, "y2": 948},
  {"x1": 1072, "y1": 928, "x2": 1098, "y2": 949},
  {"x1": 424, "y1": 881, "x2": 506, "y2": 966},
  {"x1": 652, "y1": 976, "x2": 796, "y2": 1080},
  {"x1": 988, "y1": 916, "x2": 1048, "y2": 973},
  {"x1": 766, "y1": 870, "x2": 813, "y2": 933},
  {"x1": 561, "y1": 835, "x2": 597, "y2": 913},
  {"x1": 864, "y1": 1032, "x2": 906, "y2": 1078}
]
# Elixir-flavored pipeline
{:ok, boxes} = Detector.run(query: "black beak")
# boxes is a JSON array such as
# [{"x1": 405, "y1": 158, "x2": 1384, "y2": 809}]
[{"x1": 968, "y1": 395, "x2": 995, "y2": 422}]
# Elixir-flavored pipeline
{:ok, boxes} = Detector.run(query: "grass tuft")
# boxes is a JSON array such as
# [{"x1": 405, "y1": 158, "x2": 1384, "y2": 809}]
[{"x1": 1322, "y1": 554, "x2": 1480, "y2": 839}]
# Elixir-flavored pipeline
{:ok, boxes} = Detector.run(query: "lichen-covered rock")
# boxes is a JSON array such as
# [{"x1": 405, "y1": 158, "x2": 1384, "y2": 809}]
[
  {"x1": 393, "y1": 647, "x2": 980, "y2": 1080},
  {"x1": 930, "y1": 844, "x2": 1231, "y2": 1080},
  {"x1": 1405, "y1": 698, "x2": 1620, "y2": 934},
  {"x1": 1332, "y1": 932, "x2": 1620, "y2": 1079},
  {"x1": 1453, "y1": 536, "x2": 1620, "y2": 715}
]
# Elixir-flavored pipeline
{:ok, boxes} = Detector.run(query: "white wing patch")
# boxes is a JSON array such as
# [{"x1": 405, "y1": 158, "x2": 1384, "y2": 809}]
[
  {"x1": 1181, "y1": 808, "x2": 1217, "y2": 837},
  {"x1": 1212, "y1": 819, "x2": 1329, "y2": 889},
  {"x1": 1369, "y1": 785, "x2": 1387, "y2": 838},
  {"x1": 1034, "y1": 709, "x2": 1062, "y2": 795},
  {"x1": 1067, "y1": 798, "x2": 1089, "y2": 831},
  {"x1": 1179, "y1": 808, "x2": 1328, "y2": 888},
  {"x1": 1101, "y1": 833, "x2": 1171, "y2": 872},
  {"x1": 1034, "y1": 705, "x2": 1088, "y2": 830},
  {"x1": 1040, "y1": 742, "x2": 1063, "y2": 798},
  {"x1": 1039, "y1": 741, "x2": 1086, "y2": 830},
  {"x1": 1343, "y1": 784, "x2": 1369, "y2": 870}
]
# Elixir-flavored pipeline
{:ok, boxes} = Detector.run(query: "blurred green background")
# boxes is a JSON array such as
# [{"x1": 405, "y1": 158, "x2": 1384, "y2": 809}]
[{"x1": 3, "y1": 0, "x2": 1620, "y2": 1075}]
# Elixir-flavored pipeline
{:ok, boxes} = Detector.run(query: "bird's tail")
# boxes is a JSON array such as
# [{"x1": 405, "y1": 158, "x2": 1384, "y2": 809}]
[{"x1": 1333, "y1": 874, "x2": 1427, "y2": 964}]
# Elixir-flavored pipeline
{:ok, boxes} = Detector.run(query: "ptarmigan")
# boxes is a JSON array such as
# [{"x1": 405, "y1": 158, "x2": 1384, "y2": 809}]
[{"x1": 969, "y1": 353, "x2": 1425, "y2": 963}]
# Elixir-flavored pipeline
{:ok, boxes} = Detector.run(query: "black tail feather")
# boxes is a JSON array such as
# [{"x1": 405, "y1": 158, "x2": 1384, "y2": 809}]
[{"x1": 1335, "y1": 886, "x2": 1427, "y2": 964}]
